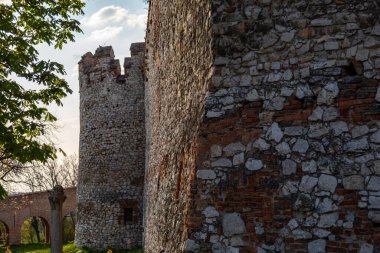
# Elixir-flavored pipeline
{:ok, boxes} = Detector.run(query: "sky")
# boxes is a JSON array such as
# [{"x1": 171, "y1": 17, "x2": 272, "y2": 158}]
[{"x1": 35, "y1": 1, "x2": 148, "y2": 158}]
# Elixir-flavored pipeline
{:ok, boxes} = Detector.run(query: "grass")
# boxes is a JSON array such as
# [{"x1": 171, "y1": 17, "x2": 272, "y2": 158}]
[
  {"x1": 0, "y1": 243, "x2": 143, "y2": 253},
  {"x1": 79, "y1": 246, "x2": 142, "y2": 253}
]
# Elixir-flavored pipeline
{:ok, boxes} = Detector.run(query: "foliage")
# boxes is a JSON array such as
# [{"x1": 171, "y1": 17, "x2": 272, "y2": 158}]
[
  {"x1": 20, "y1": 218, "x2": 46, "y2": 244},
  {"x1": 19, "y1": 214, "x2": 77, "y2": 246},
  {"x1": 63, "y1": 214, "x2": 76, "y2": 243},
  {"x1": 3, "y1": 243, "x2": 49, "y2": 253},
  {"x1": 0, "y1": 222, "x2": 7, "y2": 246},
  {"x1": 20, "y1": 215, "x2": 77, "y2": 245},
  {"x1": 0, "y1": 0, "x2": 85, "y2": 198},
  {"x1": 79, "y1": 247, "x2": 143, "y2": 253},
  {"x1": 0, "y1": 186, "x2": 6, "y2": 202},
  {"x1": 0, "y1": 243, "x2": 143, "y2": 253}
]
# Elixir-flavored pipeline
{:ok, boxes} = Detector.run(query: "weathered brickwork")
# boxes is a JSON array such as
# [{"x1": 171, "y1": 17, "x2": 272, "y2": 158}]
[
  {"x1": 0, "y1": 188, "x2": 76, "y2": 245},
  {"x1": 144, "y1": 0, "x2": 380, "y2": 253},
  {"x1": 76, "y1": 44, "x2": 145, "y2": 249},
  {"x1": 143, "y1": 0, "x2": 213, "y2": 251}
]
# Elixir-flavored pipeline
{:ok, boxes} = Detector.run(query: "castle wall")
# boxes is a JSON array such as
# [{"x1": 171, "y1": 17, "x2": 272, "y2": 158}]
[
  {"x1": 76, "y1": 44, "x2": 145, "y2": 249},
  {"x1": 143, "y1": 0, "x2": 213, "y2": 251},
  {"x1": 144, "y1": 0, "x2": 380, "y2": 252}
]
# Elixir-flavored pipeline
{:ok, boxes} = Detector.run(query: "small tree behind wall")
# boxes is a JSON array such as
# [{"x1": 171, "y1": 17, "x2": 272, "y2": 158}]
[
  {"x1": 2, "y1": 154, "x2": 78, "y2": 194},
  {"x1": 20, "y1": 217, "x2": 46, "y2": 244}
]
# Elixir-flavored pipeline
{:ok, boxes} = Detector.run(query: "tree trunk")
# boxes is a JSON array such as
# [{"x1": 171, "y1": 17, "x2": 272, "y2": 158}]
[{"x1": 31, "y1": 217, "x2": 41, "y2": 243}]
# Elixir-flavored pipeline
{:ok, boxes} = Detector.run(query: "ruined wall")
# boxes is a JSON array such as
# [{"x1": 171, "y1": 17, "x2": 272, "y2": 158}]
[
  {"x1": 0, "y1": 187, "x2": 76, "y2": 245},
  {"x1": 144, "y1": 0, "x2": 380, "y2": 252},
  {"x1": 143, "y1": 0, "x2": 213, "y2": 251},
  {"x1": 76, "y1": 44, "x2": 145, "y2": 249}
]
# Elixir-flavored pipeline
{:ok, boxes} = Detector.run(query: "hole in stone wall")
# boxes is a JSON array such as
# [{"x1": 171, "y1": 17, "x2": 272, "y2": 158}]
[
  {"x1": 119, "y1": 199, "x2": 138, "y2": 225},
  {"x1": 344, "y1": 62, "x2": 358, "y2": 76},
  {"x1": 124, "y1": 208, "x2": 134, "y2": 224}
]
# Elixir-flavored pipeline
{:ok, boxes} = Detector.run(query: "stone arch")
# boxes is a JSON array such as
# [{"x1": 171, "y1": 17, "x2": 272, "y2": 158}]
[
  {"x1": 0, "y1": 187, "x2": 76, "y2": 245},
  {"x1": 20, "y1": 216, "x2": 50, "y2": 244}
]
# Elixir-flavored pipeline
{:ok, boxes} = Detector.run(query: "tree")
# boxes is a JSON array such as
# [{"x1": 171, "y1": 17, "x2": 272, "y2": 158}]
[
  {"x1": 30, "y1": 216, "x2": 41, "y2": 243},
  {"x1": 63, "y1": 212, "x2": 76, "y2": 243},
  {"x1": 0, "y1": 0, "x2": 85, "y2": 198},
  {"x1": 3, "y1": 154, "x2": 78, "y2": 193},
  {"x1": 20, "y1": 217, "x2": 46, "y2": 244},
  {"x1": 0, "y1": 221, "x2": 7, "y2": 246}
]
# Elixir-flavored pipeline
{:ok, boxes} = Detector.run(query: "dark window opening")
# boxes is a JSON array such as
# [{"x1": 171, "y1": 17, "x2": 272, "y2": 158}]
[
  {"x1": 344, "y1": 62, "x2": 357, "y2": 76},
  {"x1": 124, "y1": 208, "x2": 133, "y2": 224}
]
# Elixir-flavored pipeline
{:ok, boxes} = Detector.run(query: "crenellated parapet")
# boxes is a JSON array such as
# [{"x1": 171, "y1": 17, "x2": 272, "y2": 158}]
[
  {"x1": 124, "y1": 42, "x2": 145, "y2": 79},
  {"x1": 78, "y1": 46, "x2": 122, "y2": 91}
]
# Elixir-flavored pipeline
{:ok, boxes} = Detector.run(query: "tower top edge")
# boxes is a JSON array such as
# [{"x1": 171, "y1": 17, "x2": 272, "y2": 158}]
[
  {"x1": 78, "y1": 46, "x2": 115, "y2": 65},
  {"x1": 130, "y1": 42, "x2": 145, "y2": 55}
]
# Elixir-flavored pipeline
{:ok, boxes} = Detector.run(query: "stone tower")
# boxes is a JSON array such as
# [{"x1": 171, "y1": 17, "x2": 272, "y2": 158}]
[{"x1": 76, "y1": 43, "x2": 145, "y2": 249}]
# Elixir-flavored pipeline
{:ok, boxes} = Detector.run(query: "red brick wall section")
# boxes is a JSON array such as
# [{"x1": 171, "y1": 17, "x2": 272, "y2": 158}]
[
  {"x1": 0, "y1": 187, "x2": 76, "y2": 245},
  {"x1": 143, "y1": 0, "x2": 213, "y2": 252},
  {"x1": 144, "y1": 0, "x2": 380, "y2": 253},
  {"x1": 185, "y1": 1, "x2": 380, "y2": 253}
]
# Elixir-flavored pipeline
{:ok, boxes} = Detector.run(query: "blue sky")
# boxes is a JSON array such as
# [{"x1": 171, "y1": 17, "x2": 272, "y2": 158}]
[{"x1": 39, "y1": 1, "x2": 148, "y2": 158}]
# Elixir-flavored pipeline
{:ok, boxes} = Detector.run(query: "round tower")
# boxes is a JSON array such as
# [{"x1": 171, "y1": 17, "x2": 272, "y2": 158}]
[{"x1": 76, "y1": 44, "x2": 145, "y2": 249}]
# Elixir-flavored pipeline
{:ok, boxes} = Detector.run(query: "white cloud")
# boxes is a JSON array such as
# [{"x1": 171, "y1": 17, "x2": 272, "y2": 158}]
[
  {"x1": 88, "y1": 26, "x2": 123, "y2": 41},
  {"x1": 125, "y1": 14, "x2": 147, "y2": 28},
  {"x1": 69, "y1": 64, "x2": 79, "y2": 80},
  {"x1": 82, "y1": 5, "x2": 146, "y2": 29},
  {"x1": 0, "y1": 0, "x2": 11, "y2": 4}
]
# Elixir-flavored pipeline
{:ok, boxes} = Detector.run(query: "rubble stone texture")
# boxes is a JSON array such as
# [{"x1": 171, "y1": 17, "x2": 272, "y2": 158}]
[
  {"x1": 75, "y1": 0, "x2": 380, "y2": 252},
  {"x1": 76, "y1": 44, "x2": 145, "y2": 249},
  {"x1": 143, "y1": 0, "x2": 380, "y2": 252}
]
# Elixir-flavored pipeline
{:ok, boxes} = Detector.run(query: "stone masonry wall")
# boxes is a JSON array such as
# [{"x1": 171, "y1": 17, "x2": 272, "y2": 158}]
[
  {"x1": 143, "y1": 0, "x2": 213, "y2": 252},
  {"x1": 76, "y1": 44, "x2": 145, "y2": 249},
  {"x1": 144, "y1": 0, "x2": 380, "y2": 253},
  {"x1": 189, "y1": 1, "x2": 380, "y2": 252}
]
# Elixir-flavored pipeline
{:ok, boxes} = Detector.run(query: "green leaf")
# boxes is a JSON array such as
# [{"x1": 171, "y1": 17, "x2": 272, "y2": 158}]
[
  {"x1": 0, "y1": 0, "x2": 85, "y2": 172},
  {"x1": 0, "y1": 184, "x2": 8, "y2": 200}
]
